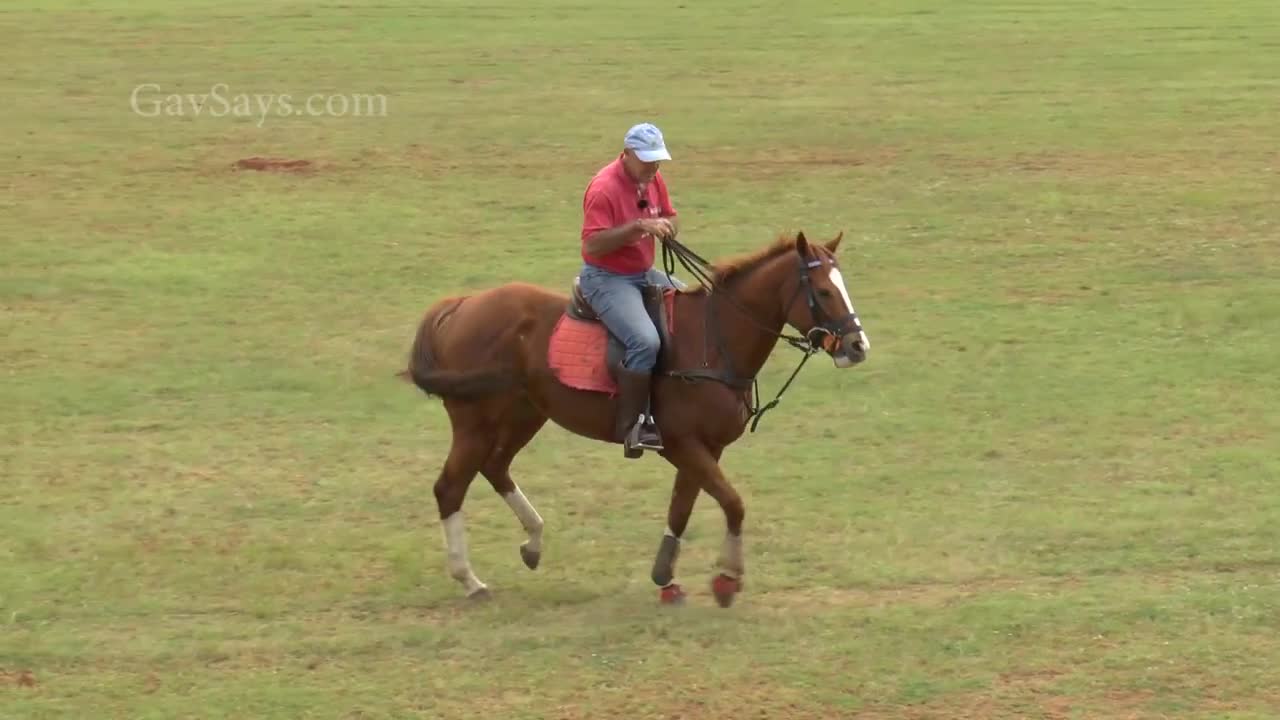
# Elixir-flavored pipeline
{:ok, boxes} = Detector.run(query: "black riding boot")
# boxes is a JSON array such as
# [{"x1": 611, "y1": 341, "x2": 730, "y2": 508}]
[{"x1": 614, "y1": 366, "x2": 663, "y2": 458}]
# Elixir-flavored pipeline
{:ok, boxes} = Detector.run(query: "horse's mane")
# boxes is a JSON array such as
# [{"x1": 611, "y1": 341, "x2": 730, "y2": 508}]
[{"x1": 709, "y1": 233, "x2": 804, "y2": 285}]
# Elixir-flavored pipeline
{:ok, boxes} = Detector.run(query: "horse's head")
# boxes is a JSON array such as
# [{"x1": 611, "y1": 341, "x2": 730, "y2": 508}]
[{"x1": 779, "y1": 231, "x2": 870, "y2": 368}]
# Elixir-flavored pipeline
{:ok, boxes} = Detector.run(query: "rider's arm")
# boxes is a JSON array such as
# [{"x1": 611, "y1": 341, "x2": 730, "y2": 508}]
[
  {"x1": 584, "y1": 220, "x2": 642, "y2": 257},
  {"x1": 582, "y1": 184, "x2": 642, "y2": 257}
]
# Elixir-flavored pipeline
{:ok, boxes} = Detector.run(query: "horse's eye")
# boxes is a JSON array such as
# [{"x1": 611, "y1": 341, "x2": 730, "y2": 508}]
[{"x1": 817, "y1": 289, "x2": 833, "y2": 298}]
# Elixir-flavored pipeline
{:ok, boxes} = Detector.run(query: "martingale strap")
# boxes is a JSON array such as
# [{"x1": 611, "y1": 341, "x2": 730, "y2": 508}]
[{"x1": 658, "y1": 236, "x2": 825, "y2": 432}]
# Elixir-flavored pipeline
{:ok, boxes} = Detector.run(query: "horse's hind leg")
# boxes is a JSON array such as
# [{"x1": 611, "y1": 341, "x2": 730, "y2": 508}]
[
  {"x1": 434, "y1": 410, "x2": 495, "y2": 600},
  {"x1": 481, "y1": 406, "x2": 549, "y2": 570}
]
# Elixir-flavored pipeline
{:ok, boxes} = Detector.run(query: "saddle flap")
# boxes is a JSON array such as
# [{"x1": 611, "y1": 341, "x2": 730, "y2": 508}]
[
  {"x1": 567, "y1": 276, "x2": 598, "y2": 321},
  {"x1": 642, "y1": 283, "x2": 674, "y2": 355}
]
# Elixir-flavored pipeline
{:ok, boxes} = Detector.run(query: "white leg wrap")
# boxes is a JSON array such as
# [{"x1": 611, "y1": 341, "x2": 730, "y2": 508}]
[
  {"x1": 442, "y1": 511, "x2": 486, "y2": 595},
  {"x1": 719, "y1": 532, "x2": 744, "y2": 579},
  {"x1": 503, "y1": 487, "x2": 544, "y2": 553}
]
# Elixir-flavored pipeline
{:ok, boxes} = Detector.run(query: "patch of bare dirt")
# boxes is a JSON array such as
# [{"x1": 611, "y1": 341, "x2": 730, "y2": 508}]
[
  {"x1": 687, "y1": 147, "x2": 904, "y2": 179},
  {"x1": 233, "y1": 157, "x2": 313, "y2": 172},
  {"x1": 929, "y1": 148, "x2": 1258, "y2": 179},
  {"x1": 833, "y1": 682, "x2": 1273, "y2": 720},
  {"x1": 537, "y1": 681, "x2": 837, "y2": 720},
  {"x1": 756, "y1": 559, "x2": 1280, "y2": 616},
  {"x1": 758, "y1": 574, "x2": 1082, "y2": 613},
  {"x1": 1000, "y1": 285, "x2": 1095, "y2": 306},
  {"x1": 1, "y1": 669, "x2": 37, "y2": 688}
]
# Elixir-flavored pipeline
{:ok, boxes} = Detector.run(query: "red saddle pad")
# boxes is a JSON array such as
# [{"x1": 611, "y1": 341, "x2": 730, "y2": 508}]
[{"x1": 547, "y1": 290, "x2": 676, "y2": 394}]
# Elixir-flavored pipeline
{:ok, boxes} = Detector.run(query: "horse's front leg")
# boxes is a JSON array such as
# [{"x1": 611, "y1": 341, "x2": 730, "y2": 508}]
[
  {"x1": 651, "y1": 468, "x2": 700, "y2": 605},
  {"x1": 665, "y1": 442, "x2": 743, "y2": 607}
]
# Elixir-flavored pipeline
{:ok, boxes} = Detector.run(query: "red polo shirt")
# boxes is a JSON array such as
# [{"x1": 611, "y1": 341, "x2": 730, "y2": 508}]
[{"x1": 580, "y1": 154, "x2": 676, "y2": 274}]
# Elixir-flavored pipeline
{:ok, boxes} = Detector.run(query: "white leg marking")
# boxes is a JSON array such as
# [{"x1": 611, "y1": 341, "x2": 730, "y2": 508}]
[
  {"x1": 503, "y1": 487, "x2": 544, "y2": 553},
  {"x1": 719, "y1": 532, "x2": 744, "y2": 579},
  {"x1": 828, "y1": 267, "x2": 870, "y2": 350},
  {"x1": 664, "y1": 525, "x2": 679, "y2": 539},
  {"x1": 442, "y1": 511, "x2": 486, "y2": 595}
]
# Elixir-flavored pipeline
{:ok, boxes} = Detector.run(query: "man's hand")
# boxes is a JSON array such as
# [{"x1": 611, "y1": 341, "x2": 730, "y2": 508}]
[
  {"x1": 584, "y1": 217, "x2": 677, "y2": 257},
  {"x1": 636, "y1": 217, "x2": 675, "y2": 240}
]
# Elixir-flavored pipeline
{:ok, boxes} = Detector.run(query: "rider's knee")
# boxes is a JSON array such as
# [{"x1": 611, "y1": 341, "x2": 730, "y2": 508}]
[
  {"x1": 626, "y1": 350, "x2": 658, "y2": 371},
  {"x1": 625, "y1": 325, "x2": 660, "y2": 368},
  {"x1": 630, "y1": 323, "x2": 660, "y2": 351}
]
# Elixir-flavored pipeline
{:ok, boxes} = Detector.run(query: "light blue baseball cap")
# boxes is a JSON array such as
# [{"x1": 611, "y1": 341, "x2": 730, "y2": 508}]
[{"x1": 623, "y1": 122, "x2": 671, "y2": 162}]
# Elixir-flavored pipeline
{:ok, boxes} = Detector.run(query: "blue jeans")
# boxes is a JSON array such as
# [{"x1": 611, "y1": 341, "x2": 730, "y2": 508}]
[{"x1": 578, "y1": 264, "x2": 685, "y2": 371}]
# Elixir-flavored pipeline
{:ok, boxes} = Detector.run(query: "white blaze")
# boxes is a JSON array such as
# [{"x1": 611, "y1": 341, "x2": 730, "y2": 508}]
[
  {"x1": 828, "y1": 267, "x2": 856, "y2": 315},
  {"x1": 828, "y1": 267, "x2": 870, "y2": 351}
]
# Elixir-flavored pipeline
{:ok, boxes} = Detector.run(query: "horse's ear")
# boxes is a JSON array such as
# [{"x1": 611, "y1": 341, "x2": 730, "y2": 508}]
[
  {"x1": 825, "y1": 231, "x2": 844, "y2": 253},
  {"x1": 795, "y1": 231, "x2": 809, "y2": 254}
]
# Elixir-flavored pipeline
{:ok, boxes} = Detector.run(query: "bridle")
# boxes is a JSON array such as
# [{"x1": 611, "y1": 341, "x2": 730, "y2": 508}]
[
  {"x1": 658, "y1": 235, "x2": 864, "y2": 432},
  {"x1": 788, "y1": 251, "x2": 865, "y2": 352}
]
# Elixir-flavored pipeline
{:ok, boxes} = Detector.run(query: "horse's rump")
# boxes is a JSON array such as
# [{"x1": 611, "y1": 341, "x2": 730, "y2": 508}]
[{"x1": 401, "y1": 283, "x2": 562, "y2": 398}]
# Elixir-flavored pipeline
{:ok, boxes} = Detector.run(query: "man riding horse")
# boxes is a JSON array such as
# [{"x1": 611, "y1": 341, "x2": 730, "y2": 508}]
[{"x1": 576, "y1": 122, "x2": 685, "y2": 457}]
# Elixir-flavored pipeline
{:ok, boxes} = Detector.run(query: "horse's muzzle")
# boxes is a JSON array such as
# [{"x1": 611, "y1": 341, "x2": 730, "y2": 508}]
[{"x1": 832, "y1": 330, "x2": 869, "y2": 368}]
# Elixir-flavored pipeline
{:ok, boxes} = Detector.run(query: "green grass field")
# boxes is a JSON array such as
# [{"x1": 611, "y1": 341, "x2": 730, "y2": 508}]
[{"x1": 4, "y1": 1, "x2": 1279, "y2": 717}]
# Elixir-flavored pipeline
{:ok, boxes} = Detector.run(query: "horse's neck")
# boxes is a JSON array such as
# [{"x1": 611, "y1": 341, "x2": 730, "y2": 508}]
[{"x1": 710, "y1": 259, "x2": 791, "y2": 379}]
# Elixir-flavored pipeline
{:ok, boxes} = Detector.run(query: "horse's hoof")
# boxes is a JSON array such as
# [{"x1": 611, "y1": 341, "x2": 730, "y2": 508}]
[
  {"x1": 520, "y1": 545, "x2": 540, "y2": 570},
  {"x1": 466, "y1": 587, "x2": 493, "y2": 602},
  {"x1": 659, "y1": 583, "x2": 686, "y2": 605},
  {"x1": 711, "y1": 574, "x2": 740, "y2": 608}
]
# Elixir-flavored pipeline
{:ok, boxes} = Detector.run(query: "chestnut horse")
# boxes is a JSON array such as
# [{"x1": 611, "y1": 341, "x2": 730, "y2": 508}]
[{"x1": 400, "y1": 231, "x2": 870, "y2": 606}]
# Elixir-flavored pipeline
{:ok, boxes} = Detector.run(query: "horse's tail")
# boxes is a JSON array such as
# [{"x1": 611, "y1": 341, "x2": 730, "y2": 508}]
[{"x1": 398, "y1": 298, "x2": 516, "y2": 399}]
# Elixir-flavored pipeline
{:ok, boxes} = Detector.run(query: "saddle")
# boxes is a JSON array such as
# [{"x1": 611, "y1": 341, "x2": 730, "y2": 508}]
[{"x1": 565, "y1": 276, "x2": 675, "y2": 378}]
